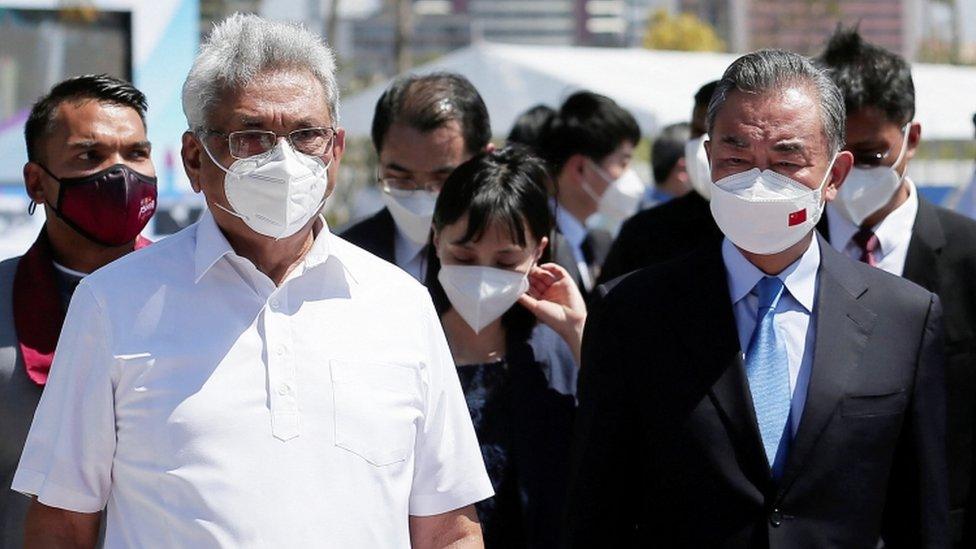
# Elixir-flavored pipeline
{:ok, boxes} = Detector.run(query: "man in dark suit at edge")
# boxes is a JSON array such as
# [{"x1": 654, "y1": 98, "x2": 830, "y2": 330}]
[{"x1": 817, "y1": 27, "x2": 976, "y2": 547}]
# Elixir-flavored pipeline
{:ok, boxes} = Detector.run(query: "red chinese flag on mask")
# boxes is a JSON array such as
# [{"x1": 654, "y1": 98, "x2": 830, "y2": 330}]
[{"x1": 788, "y1": 208, "x2": 807, "y2": 227}]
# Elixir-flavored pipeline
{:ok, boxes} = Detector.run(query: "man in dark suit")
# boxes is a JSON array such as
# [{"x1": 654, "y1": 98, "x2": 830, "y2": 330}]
[
  {"x1": 816, "y1": 27, "x2": 976, "y2": 546},
  {"x1": 539, "y1": 92, "x2": 640, "y2": 296},
  {"x1": 566, "y1": 50, "x2": 949, "y2": 547},
  {"x1": 340, "y1": 73, "x2": 491, "y2": 282},
  {"x1": 597, "y1": 80, "x2": 722, "y2": 284}
]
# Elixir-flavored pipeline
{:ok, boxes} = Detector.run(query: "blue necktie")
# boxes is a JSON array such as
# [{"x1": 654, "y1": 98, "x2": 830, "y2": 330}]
[{"x1": 744, "y1": 276, "x2": 792, "y2": 474}]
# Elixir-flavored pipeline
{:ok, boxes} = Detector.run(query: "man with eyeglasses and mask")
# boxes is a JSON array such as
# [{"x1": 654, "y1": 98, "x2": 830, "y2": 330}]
[
  {"x1": 0, "y1": 74, "x2": 156, "y2": 548},
  {"x1": 567, "y1": 49, "x2": 948, "y2": 547},
  {"x1": 341, "y1": 72, "x2": 492, "y2": 282},
  {"x1": 13, "y1": 15, "x2": 491, "y2": 549},
  {"x1": 817, "y1": 26, "x2": 976, "y2": 547}
]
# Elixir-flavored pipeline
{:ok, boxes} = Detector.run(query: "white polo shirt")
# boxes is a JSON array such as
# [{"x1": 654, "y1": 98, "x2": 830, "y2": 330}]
[{"x1": 12, "y1": 210, "x2": 492, "y2": 548}]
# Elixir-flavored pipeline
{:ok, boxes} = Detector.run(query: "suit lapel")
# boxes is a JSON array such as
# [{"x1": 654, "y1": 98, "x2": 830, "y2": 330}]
[
  {"x1": 375, "y1": 208, "x2": 398, "y2": 265},
  {"x1": 902, "y1": 196, "x2": 945, "y2": 292},
  {"x1": 678, "y1": 243, "x2": 771, "y2": 487},
  {"x1": 777, "y1": 237, "x2": 877, "y2": 496}
]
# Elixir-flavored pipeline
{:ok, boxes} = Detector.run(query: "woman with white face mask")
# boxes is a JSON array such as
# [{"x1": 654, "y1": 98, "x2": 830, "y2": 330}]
[{"x1": 427, "y1": 146, "x2": 586, "y2": 548}]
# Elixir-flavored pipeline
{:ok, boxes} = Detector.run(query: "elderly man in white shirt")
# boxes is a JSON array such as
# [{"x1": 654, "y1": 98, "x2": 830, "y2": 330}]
[{"x1": 13, "y1": 14, "x2": 493, "y2": 549}]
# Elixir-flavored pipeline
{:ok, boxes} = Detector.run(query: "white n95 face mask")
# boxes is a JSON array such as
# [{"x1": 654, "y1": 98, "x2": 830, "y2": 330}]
[
  {"x1": 381, "y1": 190, "x2": 438, "y2": 245},
  {"x1": 438, "y1": 264, "x2": 530, "y2": 333},
  {"x1": 205, "y1": 140, "x2": 331, "y2": 239},
  {"x1": 709, "y1": 158, "x2": 836, "y2": 255},
  {"x1": 832, "y1": 125, "x2": 911, "y2": 226},
  {"x1": 685, "y1": 135, "x2": 712, "y2": 200},
  {"x1": 583, "y1": 161, "x2": 645, "y2": 222}
]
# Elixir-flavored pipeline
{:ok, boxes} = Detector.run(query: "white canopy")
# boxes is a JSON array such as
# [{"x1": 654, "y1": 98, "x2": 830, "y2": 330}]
[{"x1": 340, "y1": 43, "x2": 976, "y2": 141}]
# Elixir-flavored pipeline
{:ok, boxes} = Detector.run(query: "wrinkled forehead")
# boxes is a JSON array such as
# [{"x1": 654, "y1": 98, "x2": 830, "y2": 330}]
[
  {"x1": 209, "y1": 69, "x2": 333, "y2": 128},
  {"x1": 712, "y1": 87, "x2": 827, "y2": 154}
]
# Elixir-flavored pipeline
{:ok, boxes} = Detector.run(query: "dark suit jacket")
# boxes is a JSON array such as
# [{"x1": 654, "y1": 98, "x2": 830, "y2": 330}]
[
  {"x1": 819, "y1": 197, "x2": 976, "y2": 545},
  {"x1": 550, "y1": 226, "x2": 611, "y2": 301},
  {"x1": 598, "y1": 191, "x2": 724, "y2": 284},
  {"x1": 339, "y1": 207, "x2": 398, "y2": 264},
  {"x1": 566, "y1": 235, "x2": 949, "y2": 548}
]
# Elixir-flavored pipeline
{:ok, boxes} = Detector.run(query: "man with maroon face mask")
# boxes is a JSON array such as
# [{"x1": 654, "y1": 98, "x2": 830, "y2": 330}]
[{"x1": 0, "y1": 74, "x2": 156, "y2": 547}]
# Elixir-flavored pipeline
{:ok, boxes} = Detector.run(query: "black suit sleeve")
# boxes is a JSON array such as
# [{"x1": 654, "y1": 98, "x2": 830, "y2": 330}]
[
  {"x1": 883, "y1": 294, "x2": 950, "y2": 548},
  {"x1": 597, "y1": 220, "x2": 639, "y2": 285},
  {"x1": 563, "y1": 285, "x2": 641, "y2": 547}
]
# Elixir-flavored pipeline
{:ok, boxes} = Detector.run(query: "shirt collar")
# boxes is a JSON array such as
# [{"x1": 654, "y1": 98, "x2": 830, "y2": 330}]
[
  {"x1": 193, "y1": 209, "x2": 335, "y2": 284},
  {"x1": 722, "y1": 236, "x2": 820, "y2": 313},
  {"x1": 552, "y1": 200, "x2": 587, "y2": 248},
  {"x1": 826, "y1": 178, "x2": 918, "y2": 257},
  {"x1": 871, "y1": 177, "x2": 918, "y2": 256}
]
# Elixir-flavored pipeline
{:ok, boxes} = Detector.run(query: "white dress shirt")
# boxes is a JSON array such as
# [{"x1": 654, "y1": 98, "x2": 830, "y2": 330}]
[
  {"x1": 722, "y1": 237, "x2": 819, "y2": 435},
  {"x1": 13, "y1": 210, "x2": 492, "y2": 548},
  {"x1": 554, "y1": 204, "x2": 594, "y2": 291},
  {"x1": 393, "y1": 225, "x2": 428, "y2": 282},
  {"x1": 826, "y1": 178, "x2": 919, "y2": 276}
]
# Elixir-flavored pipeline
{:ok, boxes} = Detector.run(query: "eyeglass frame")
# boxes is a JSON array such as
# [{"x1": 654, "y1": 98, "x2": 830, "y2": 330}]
[
  {"x1": 847, "y1": 123, "x2": 912, "y2": 169},
  {"x1": 197, "y1": 126, "x2": 338, "y2": 160},
  {"x1": 377, "y1": 169, "x2": 447, "y2": 196}
]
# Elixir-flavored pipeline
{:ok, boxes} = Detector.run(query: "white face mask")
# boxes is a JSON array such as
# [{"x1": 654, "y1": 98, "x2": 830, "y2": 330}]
[
  {"x1": 204, "y1": 140, "x2": 331, "y2": 240},
  {"x1": 709, "y1": 157, "x2": 836, "y2": 255},
  {"x1": 438, "y1": 264, "x2": 530, "y2": 333},
  {"x1": 685, "y1": 135, "x2": 712, "y2": 200},
  {"x1": 583, "y1": 161, "x2": 645, "y2": 222},
  {"x1": 381, "y1": 190, "x2": 438, "y2": 245},
  {"x1": 832, "y1": 125, "x2": 911, "y2": 226}
]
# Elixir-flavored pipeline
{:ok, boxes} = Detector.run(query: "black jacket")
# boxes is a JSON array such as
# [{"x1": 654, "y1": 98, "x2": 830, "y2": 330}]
[
  {"x1": 598, "y1": 191, "x2": 723, "y2": 284},
  {"x1": 339, "y1": 207, "x2": 398, "y2": 264},
  {"x1": 566, "y1": 235, "x2": 949, "y2": 548},
  {"x1": 819, "y1": 196, "x2": 976, "y2": 545}
]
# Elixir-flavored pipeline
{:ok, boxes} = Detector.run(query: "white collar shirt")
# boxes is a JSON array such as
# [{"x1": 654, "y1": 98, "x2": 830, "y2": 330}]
[
  {"x1": 392, "y1": 224, "x2": 428, "y2": 282},
  {"x1": 826, "y1": 178, "x2": 919, "y2": 276},
  {"x1": 722, "y1": 237, "x2": 820, "y2": 435},
  {"x1": 13, "y1": 209, "x2": 492, "y2": 548},
  {"x1": 553, "y1": 202, "x2": 593, "y2": 291}
]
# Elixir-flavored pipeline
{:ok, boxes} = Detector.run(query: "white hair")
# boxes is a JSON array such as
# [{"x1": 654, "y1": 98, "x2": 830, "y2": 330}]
[{"x1": 181, "y1": 13, "x2": 339, "y2": 130}]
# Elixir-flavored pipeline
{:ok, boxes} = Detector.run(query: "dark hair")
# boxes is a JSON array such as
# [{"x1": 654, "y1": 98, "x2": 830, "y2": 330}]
[
  {"x1": 652, "y1": 122, "x2": 691, "y2": 185},
  {"x1": 708, "y1": 49, "x2": 846, "y2": 154},
  {"x1": 694, "y1": 81, "x2": 719, "y2": 111},
  {"x1": 426, "y1": 145, "x2": 554, "y2": 341},
  {"x1": 25, "y1": 74, "x2": 148, "y2": 162},
  {"x1": 817, "y1": 25, "x2": 915, "y2": 126},
  {"x1": 506, "y1": 104, "x2": 556, "y2": 153},
  {"x1": 371, "y1": 72, "x2": 491, "y2": 156},
  {"x1": 540, "y1": 91, "x2": 641, "y2": 176}
]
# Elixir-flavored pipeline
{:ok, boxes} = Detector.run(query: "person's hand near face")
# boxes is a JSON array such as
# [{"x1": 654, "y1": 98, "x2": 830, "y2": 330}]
[{"x1": 518, "y1": 263, "x2": 587, "y2": 366}]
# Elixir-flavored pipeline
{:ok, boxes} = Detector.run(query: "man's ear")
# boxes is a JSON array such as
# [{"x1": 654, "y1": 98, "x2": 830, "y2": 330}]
[
  {"x1": 824, "y1": 150, "x2": 854, "y2": 202},
  {"x1": 484, "y1": 142, "x2": 496, "y2": 153},
  {"x1": 23, "y1": 162, "x2": 48, "y2": 205},
  {"x1": 904, "y1": 121, "x2": 922, "y2": 162},
  {"x1": 181, "y1": 131, "x2": 204, "y2": 193}
]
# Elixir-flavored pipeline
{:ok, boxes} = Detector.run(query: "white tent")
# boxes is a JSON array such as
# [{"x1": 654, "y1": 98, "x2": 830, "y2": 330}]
[{"x1": 340, "y1": 43, "x2": 976, "y2": 141}]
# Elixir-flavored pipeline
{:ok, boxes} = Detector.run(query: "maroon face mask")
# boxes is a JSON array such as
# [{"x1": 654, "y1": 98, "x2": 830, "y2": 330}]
[{"x1": 37, "y1": 163, "x2": 158, "y2": 247}]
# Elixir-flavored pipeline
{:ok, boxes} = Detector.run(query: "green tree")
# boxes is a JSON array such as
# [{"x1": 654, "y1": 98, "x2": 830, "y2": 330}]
[{"x1": 643, "y1": 9, "x2": 726, "y2": 52}]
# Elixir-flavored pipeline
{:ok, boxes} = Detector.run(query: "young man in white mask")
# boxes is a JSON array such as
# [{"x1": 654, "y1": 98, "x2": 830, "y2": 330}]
[
  {"x1": 598, "y1": 80, "x2": 723, "y2": 284},
  {"x1": 567, "y1": 49, "x2": 948, "y2": 547},
  {"x1": 817, "y1": 27, "x2": 976, "y2": 547},
  {"x1": 539, "y1": 91, "x2": 642, "y2": 296},
  {"x1": 13, "y1": 15, "x2": 492, "y2": 548},
  {"x1": 341, "y1": 73, "x2": 492, "y2": 282}
]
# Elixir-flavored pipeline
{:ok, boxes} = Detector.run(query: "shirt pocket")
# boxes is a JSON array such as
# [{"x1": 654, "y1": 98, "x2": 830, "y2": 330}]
[
  {"x1": 330, "y1": 359, "x2": 423, "y2": 467},
  {"x1": 840, "y1": 388, "x2": 908, "y2": 418}
]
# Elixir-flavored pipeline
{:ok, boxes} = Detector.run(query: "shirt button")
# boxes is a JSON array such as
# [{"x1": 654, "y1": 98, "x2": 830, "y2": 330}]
[
  {"x1": 769, "y1": 509, "x2": 783, "y2": 527},
  {"x1": 277, "y1": 384, "x2": 291, "y2": 396},
  {"x1": 270, "y1": 298, "x2": 280, "y2": 310},
  {"x1": 276, "y1": 345, "x2": 286, "y2": 356}
]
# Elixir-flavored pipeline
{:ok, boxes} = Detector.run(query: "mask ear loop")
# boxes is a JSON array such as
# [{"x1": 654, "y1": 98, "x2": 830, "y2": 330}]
[
  {"x1": 27, "y1": 201, "x2": 37, "y2": 215},
  {"x1": 889, "y1": 122, "x2": 912, "y2": 183}
]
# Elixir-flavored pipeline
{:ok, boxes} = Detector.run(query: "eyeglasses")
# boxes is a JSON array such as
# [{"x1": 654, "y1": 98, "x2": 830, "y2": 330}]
[
  {"x1": 378, "y1": 172, "x2": 447, "y2": 197},
  {"x1": 849, "y1": 124, "x2": 911, "y2": 168},
  {"x1": 200, "y1": 127, "x2": 337, "y2": 159}
]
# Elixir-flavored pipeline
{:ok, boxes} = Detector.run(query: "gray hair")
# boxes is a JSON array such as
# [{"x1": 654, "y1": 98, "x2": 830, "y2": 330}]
[
  {"x1": 181, "y1": 13, "x2": 339, "y2": 130},
  {"x1": 707, "y1": 49, "x2": 846, "y2": 155}
]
